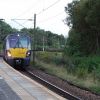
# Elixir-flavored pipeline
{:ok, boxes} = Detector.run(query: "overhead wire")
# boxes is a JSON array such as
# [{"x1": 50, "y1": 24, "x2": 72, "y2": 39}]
[
  {"x1": 38, "y1": 11, "x2": 64, "y2": 23},
  {"x1": 11, "y1": 19, "x2": 33, "y2": 21},
  {"x1": 11, "y1": 19, "x2": 26, "y2": 28},
  {"x1": 37, "y1": 0, "x2": 61, "y2": 15}
]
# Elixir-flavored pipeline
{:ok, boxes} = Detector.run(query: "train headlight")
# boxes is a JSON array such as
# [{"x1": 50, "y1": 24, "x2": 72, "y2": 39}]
[
  {"x1": 26, "y1": 51, "x2": 31, "y2": 57},
  {"x1": 7, "y1": 51, "x2": 11, "y2": 57}
]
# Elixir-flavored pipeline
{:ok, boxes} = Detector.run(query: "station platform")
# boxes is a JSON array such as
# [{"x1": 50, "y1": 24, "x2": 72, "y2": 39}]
[{"x1": 0, "y1": 58, "x2": 66, "y2": 100}]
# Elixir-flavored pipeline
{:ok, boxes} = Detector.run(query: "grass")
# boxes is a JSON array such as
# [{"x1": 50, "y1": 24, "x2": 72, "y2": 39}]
[
  {"x1": 33, "y1": 59, "x2": 76, "y2": 81},
  {"x1": 0, "y1": 43, "x2": 3, "y2": 52}
]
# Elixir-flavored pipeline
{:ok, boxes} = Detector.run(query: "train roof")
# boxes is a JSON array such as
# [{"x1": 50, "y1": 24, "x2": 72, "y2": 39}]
[{"x1": 5, "y1": 32, "x2": 31, "y2": 39}]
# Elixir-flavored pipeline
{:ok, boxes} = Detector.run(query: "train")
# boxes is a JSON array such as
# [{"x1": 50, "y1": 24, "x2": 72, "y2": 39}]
[{"x1": 3, "y1": 32, "x2": 31, "y2": 69}]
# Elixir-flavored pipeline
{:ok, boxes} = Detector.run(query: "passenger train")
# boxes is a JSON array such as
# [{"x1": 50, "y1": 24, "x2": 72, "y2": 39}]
[{"x1": 3, "y1": 33, "x2": 31, "y2": 69}]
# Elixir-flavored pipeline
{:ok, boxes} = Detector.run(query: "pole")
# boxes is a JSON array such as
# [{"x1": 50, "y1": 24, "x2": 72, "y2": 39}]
[
  {"x1": 34, "y1": 14, "x2": 36, "y2": 29},
  {"x1": 33, "y1": 14, "x2": 36, "y2": 63}
]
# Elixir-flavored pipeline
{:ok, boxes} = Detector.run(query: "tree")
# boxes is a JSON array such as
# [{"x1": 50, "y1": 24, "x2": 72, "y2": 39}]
[
  {"x1": 0, "y1": 20, "x2": 15, "y2": 43},
  {"x1": 64, "y1": 0, "x2": 100, "y2": 56}
]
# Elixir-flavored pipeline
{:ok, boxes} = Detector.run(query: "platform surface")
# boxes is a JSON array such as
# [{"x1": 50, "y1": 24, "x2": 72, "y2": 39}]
[
  {"x1": 0, "y1": 76, "x2": 21, "y2": 100},
  {"x1": 0, "y1": 58, "x2": 66, "y2": 100}
]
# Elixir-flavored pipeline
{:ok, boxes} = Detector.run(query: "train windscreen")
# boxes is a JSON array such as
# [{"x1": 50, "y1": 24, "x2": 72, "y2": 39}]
[{"x1": 9, "y1": 35, "x2": 31, "y2": 49}]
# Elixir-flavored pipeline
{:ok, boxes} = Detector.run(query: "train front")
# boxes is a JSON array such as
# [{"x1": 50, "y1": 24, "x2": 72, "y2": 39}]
[{"x1": 5, "y1": 34, "x2": 31, "y2": 68}]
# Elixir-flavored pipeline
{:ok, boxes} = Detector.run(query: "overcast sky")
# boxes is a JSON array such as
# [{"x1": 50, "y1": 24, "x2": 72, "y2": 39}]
[{"x1": 0, "y1": 0, "x2": 72, "y2": 37}]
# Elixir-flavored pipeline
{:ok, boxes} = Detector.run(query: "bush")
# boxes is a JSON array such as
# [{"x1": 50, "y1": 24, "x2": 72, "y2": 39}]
[
  {"x1": 64, "y1": 56, "x2": 100, "y2": 80},
  {"x1": 76, "y1": 67, "x2": 88, "y2": 79},
  {"x1": 36, "y1": 51, "x2": 63, "y2": 65},
  {"x1": 94, "y1": 67, "x2": 100, "y2": 81},
  {"x1": 36, "y1": 52, "x2": 50, "y2": 63}
]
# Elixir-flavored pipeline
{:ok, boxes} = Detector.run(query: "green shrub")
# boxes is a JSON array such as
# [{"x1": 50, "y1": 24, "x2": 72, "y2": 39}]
[
  {"x1": 94, "y1": 67, "x2": 100, "y2": 81},
  {"x1": 36, "y1": 51, "x2": 63, "y2": 65},
  {"x1": 76, "y1": 63, "x2": 88, "y2": 79},
  {"x1": 90, "y1": 86, "x2": 100, "y2": 94},
  {"x1": 64, "y1": 56, "x2": 100, "y2": 80}
]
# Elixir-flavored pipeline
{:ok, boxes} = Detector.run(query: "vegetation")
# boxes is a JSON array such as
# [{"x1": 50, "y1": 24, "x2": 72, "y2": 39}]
[
  {"x1": 35, "y1": 52, "x2": 100, "y2": 94},
  {"x1": 36, "y1": 51, "x2": 63, "y2": 65}
]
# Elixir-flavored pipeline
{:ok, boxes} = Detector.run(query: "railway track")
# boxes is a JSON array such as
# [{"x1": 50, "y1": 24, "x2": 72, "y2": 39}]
[{"x1": 24, "y1": 69, "x2": 81, "y2": 100}]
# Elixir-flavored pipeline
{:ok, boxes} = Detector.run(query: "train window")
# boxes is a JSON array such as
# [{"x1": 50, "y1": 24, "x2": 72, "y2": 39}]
[
  {"x1": 19, "y1": 36, "x2": 28, "y2": 48},
  {"x1": 19, "y1": 36, "x2": 31, "y2": 49},
  {"x1": 9, "y1": 37, "x2": 18, "y2": 48}
]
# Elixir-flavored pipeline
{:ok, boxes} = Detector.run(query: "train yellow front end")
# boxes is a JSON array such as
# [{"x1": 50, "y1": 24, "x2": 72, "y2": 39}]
[{"x1": 9, "y1": 48, "x2": 27, "y2": 58}]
